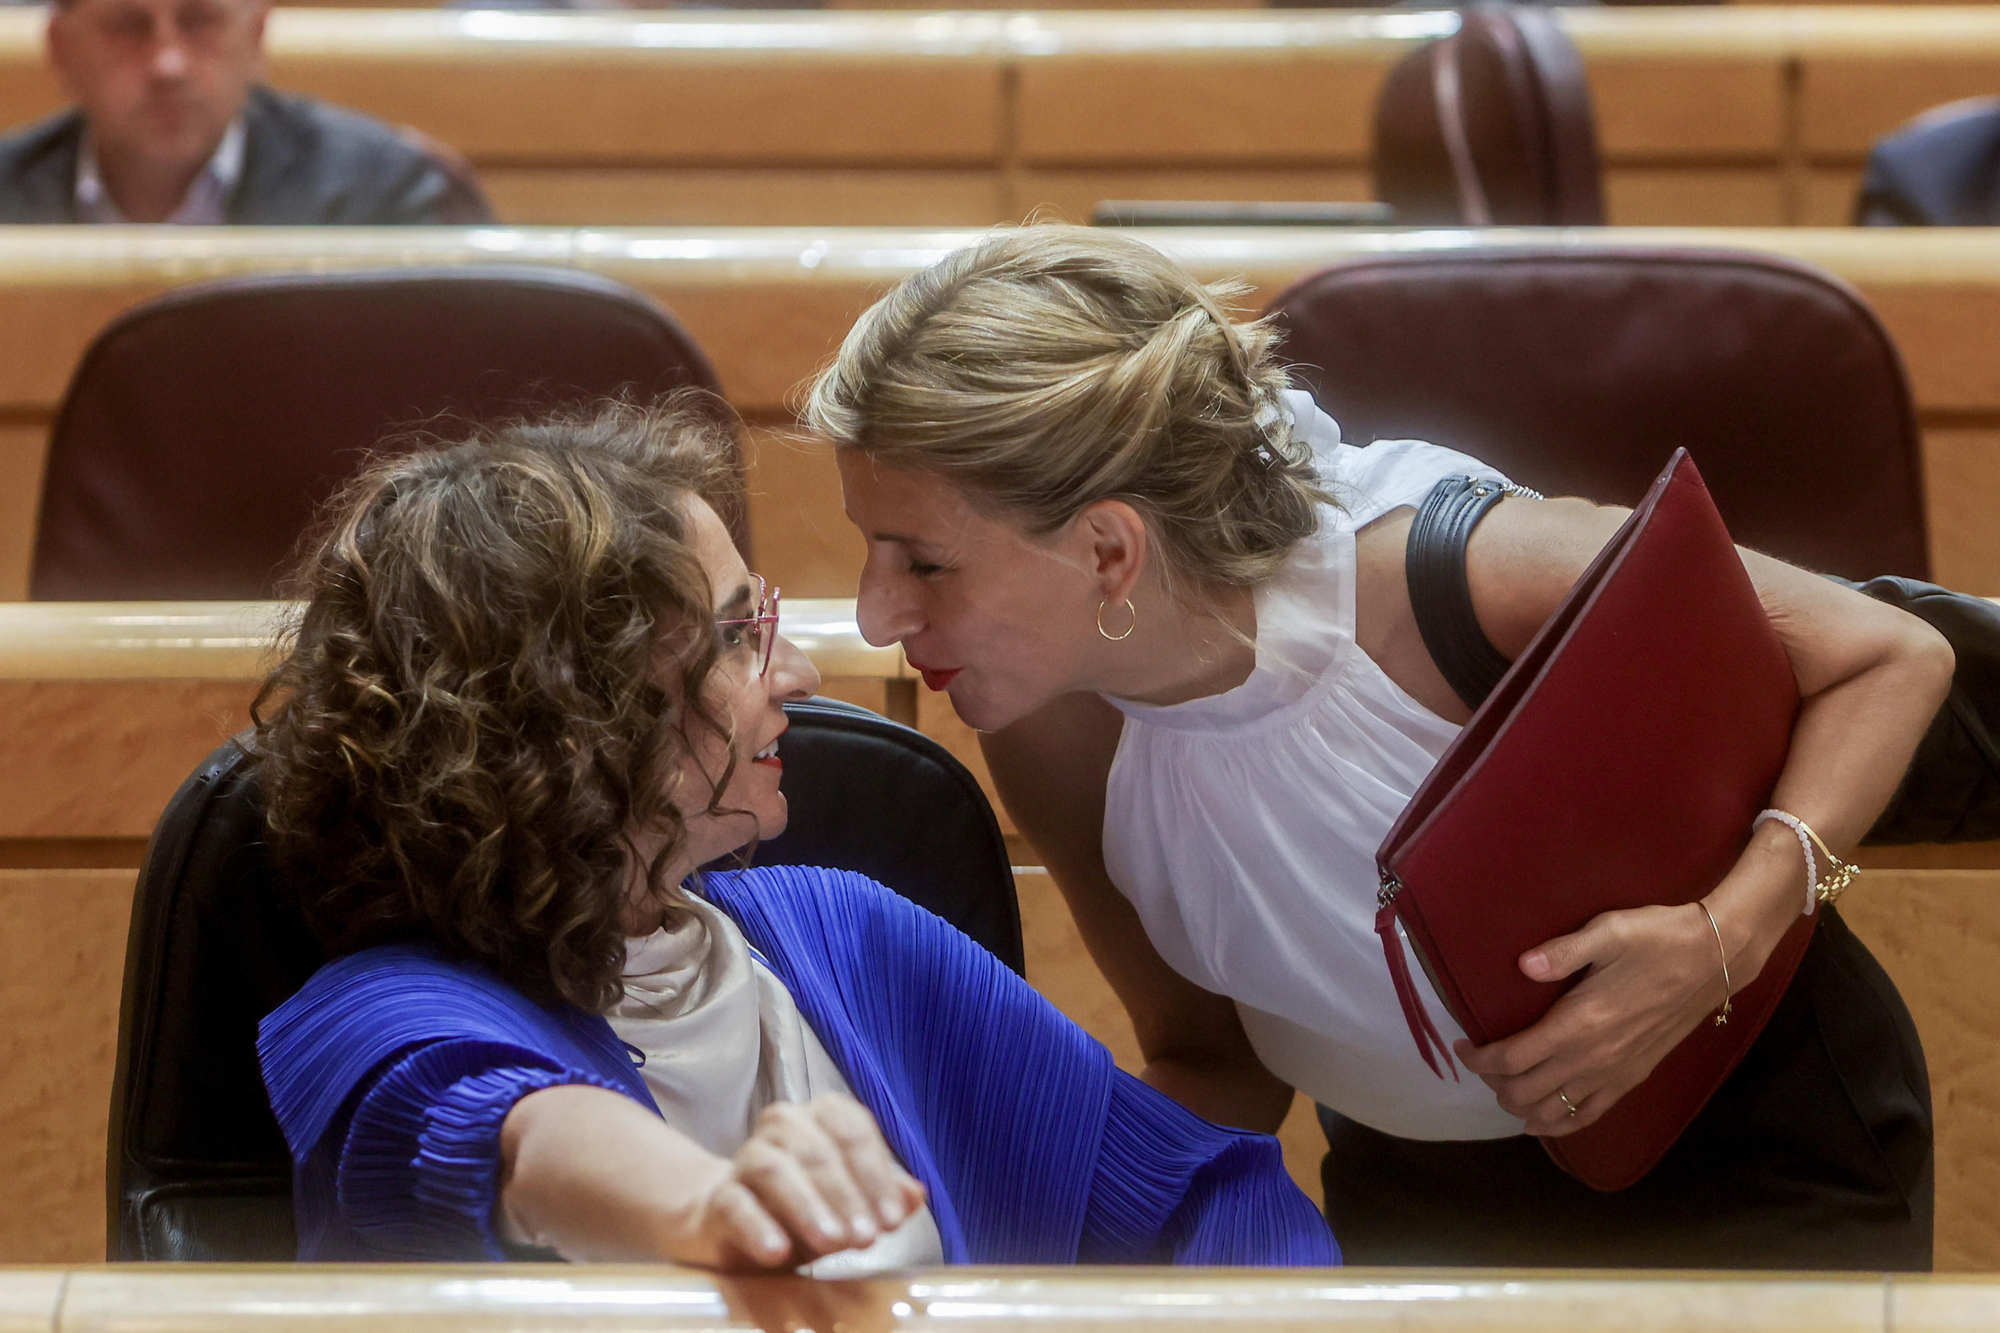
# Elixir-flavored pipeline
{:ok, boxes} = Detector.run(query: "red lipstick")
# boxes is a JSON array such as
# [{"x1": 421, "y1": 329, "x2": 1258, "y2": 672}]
[{"x1": 918, "y1": 667, "x2": 961, "y2": 692}]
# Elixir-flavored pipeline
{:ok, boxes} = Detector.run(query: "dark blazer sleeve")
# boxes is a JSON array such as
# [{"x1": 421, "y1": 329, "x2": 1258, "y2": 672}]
[
  {"x1": 1856, "y1": 103, "x2": 2000, "y2": 227},
  {"x1": 231, "y1": 86, "x2": 496, "y2": 226},
  {"x1": 0, "y1": 109, "x2": 85, "y2": 223}
]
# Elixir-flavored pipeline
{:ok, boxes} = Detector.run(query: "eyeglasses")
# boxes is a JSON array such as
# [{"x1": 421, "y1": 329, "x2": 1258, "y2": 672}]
[{"x1": 715, "y1": 574, "x2": 781, "y2": 677}]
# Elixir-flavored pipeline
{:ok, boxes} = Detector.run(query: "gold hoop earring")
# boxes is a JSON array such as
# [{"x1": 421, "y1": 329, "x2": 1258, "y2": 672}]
[{"x1": 1096, "y1": 598, "x2": 1137, "y2": 642}]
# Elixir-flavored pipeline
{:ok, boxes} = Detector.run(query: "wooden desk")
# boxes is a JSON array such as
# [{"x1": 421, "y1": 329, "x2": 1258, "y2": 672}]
[
  {"x1": 1, "y1": 9, "x2": 1998, "y2": 228},
  {"x1": 1, "y1": 225, "x2": 1997, "y2": 606},
  {"x1": 0, "y1": 1265, "x2": 1993, "y2": 1330},
  {"x1": 0, "y1": 1265, "x2": 1994, "y2": 1330}
]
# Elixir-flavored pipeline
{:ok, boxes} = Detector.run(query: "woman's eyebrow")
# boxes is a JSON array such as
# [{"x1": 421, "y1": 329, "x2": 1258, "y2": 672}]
[{"x1": 715, "y1": 582, "x2": 753, "y2": 616}]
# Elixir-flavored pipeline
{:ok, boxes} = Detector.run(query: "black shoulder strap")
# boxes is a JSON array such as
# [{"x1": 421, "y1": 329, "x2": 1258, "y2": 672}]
[{"x1": 1406, "y1": 475, "x2": 1517, "y2": 711}]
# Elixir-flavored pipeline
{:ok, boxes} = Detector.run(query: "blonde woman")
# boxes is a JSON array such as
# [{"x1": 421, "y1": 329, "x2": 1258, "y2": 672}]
[{"x1": 809, "y1": 226, "x2": 1950, "y2": 1269}]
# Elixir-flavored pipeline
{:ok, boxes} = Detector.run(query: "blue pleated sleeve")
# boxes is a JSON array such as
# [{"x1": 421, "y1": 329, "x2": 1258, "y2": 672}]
[
  {"x1": 258, "y1": 946, "x2": 655, "y2": 1260},
  {"x1": 703, "y1": 866, "x2": 1336, "y2": 1266}
]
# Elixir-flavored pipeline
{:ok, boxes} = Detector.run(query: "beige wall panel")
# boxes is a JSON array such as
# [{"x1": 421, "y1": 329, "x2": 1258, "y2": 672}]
[
  {"x1": 0, "y1": 60, "x2": 59, "y2": 133},
  {"x1": 1805, "y1": 167, "x2": 1869, "y2": 226},
  {"x1": 485, "y1": 169, "x2": 1006, "y2": 228},
  {"x1": 0, "y1": 868, "x2": 137, "y2": 1263},
  {"x1": 1802, "y1": 60, "x2": 2000, "y2": 160},
  {"x1": 1842, "y1": 871, "x2": 2000, "y2": 1272},
  {"x1": 1869, "y1": 288, "x2": 2000, "y2": 414},
  {"x1": 1012, "y1": 168, "x2": 1374, "y2": 225},
  {"x1": 813, "y1": 677, "x2": 887, "y2": 717},
  {"x1": 0, "y1": 680, "x2": 252, "y2": 840},
  {"x1": 0, "y1": 421, "x2": 49, "y2": 603},
  {"x1": 1603, "y1": 168, "x2": 1787, "y2": 226},
  {"x1": 1015, "y1": 57, "x2": 1391, "y2": 166},
  {"x1": 1016, "y1": 865, "x2": 1327, "y2": 1207},
  {"x1": 0, "y1": 287, "x2": 165, "y2": 412},
  {"x1": 917, "y1": 689, "x2": 1013, "y2": 838},
  {"x1": 605, "y1": 282, "x2": 887, "y2": 416},
  {"x1": 267, "y1": 59, "x2": 1005, "y2": 166},
  {"x1": 1921, "y1": 427, "x2": 2000, "y2": 596},
  {"x1": 743, "y1": 426, "x2": 863, "y2": 600},
  {"x1": 1587, "y1": 57, "x2": 1785, "y2": 159}
]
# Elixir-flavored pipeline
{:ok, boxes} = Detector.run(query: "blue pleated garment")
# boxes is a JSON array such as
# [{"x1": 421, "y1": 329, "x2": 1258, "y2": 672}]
[{"x1": 258, "y1": 864, "x2": 1337, "y2": 1265}]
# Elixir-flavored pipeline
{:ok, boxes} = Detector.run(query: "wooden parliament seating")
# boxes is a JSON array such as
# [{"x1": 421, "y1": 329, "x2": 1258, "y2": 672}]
[
  {"x1": 2, "y1": 226, "x2": 1999, "y2": 1262},
  {"x1": 2, "y1": 225, "x2": 1998, "y2": 605},
  {"x1": 0, "y1": 601, "x2": 1996, "y2": 1269},
  {"x1": 3, "y1": 8, "x2": 2000, "y2": 227}
]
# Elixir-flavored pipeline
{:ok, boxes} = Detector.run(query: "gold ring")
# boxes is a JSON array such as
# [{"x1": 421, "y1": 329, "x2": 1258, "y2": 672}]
[{"x1": 1558, "y1": 1090, "x2": 1579, "y2": 1118}]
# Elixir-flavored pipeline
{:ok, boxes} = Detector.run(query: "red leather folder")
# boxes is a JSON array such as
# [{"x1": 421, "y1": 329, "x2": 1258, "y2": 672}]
[{"x1": 1374, "y1": 450, "x2": 1813, "y2": 1191}]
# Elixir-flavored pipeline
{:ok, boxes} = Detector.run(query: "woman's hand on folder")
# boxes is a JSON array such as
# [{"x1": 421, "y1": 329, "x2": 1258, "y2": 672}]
[{"x1": 1451, "y1": 878, "x2": 1796, "y2": 1136}]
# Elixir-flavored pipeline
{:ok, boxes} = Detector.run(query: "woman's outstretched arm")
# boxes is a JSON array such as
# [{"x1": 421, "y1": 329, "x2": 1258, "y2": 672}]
[
  {"x1": 499, "y1": 1087, "x2": 925, "y2": 1266},
  {"x1": 1434, "y1": 495, "x2": 1955, "y2": 1135}
]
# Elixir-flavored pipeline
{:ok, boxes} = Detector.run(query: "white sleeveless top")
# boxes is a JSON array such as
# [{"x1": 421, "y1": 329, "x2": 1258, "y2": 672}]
[{"x1": 1100, "y1": 390, "x2": 1526, "y2": 1141}]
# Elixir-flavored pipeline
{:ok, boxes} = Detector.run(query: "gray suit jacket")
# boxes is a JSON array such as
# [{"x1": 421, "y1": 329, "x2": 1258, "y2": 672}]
[{"x1": 0, "y1": 85, "x2": 494, "y2": 225}]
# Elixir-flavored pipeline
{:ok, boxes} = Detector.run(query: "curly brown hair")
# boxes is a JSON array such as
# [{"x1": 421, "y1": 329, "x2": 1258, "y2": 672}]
[{"x1": 251, "y1": 397, "x2": 743, "y2": 1013}]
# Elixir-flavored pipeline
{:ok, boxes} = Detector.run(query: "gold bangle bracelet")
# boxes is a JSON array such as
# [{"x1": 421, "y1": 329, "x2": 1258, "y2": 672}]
[
  {"x1": 1797, "y1": 819, "x2": 1861, "y2": 907},
  {"x1": 1695, "y1": 900, "x2": 1733, "y2": 1027}
]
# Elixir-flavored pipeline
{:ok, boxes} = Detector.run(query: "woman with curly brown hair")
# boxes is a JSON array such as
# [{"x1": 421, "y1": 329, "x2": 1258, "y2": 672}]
[{"x1": 251, "y1": 400, "x2": 1335, "y2": 1270}]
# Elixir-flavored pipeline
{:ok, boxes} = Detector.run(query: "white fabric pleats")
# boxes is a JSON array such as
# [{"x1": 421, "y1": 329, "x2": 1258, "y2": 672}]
[{"x1": 1100, "y1": 391, "x2": 1528, "y2": 1141}]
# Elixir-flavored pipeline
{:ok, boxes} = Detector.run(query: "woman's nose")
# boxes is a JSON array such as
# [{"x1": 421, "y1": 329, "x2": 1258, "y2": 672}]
[
  {"x1": 855, "y1": 566, "x2": 922, "y2": 649},
  {"x1": 767, "y1": 635, "x2": 821, "y2": 703}
]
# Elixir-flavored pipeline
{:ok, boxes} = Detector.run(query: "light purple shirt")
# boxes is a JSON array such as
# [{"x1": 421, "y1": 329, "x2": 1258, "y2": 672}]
[{"x1": 75, "y1": 119, "x2": 245, "y2": 224}]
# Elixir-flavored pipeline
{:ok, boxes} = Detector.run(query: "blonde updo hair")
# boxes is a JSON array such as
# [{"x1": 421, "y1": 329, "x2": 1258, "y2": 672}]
[{"x1": 805, "y1": 226, "x2": 1333, "y2": 598}]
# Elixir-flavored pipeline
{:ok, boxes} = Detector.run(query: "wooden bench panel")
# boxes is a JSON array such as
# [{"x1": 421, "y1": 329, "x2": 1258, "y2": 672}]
[
  {"x1": 1603, "y1": 168, "x2": 1789, "y2": 226},
  {"x1": 1015, "y1": 53, "x2": 1396, "y2": 167},
  {"x1": 486, "y1": 168, "x2": 1009, "y2": 228},
  {"x1": 4, "y1": 226, "x2": 2000, "y2": 603},
  {"x1": 1803, "y1": 57, "x2": 2000, "y2": 161},
  {"x1": 1011, "y1": 167, "x2": 1373, "y2": 225},
  {"x1": 2, "y1": 10, "x2": 2000, "y2": 226},
  {"x1": 271, "y1": 56, "x2": 1007, "y2": 167},
  {"x1": 1586, "y1": 57, "x2": 1787, "y2": 160},
  {"x1": 0, "y1": 869, "x2": 136, "y2": 1264}
]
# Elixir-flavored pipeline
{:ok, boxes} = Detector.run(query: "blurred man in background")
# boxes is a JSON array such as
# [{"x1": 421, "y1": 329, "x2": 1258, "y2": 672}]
[{"x1": 0, "y1": 0, "x2": 491, "y2": 224}]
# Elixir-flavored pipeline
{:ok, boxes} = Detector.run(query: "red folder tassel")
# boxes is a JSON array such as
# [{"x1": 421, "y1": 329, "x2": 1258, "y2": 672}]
[{"x1": 1374, "y1": 899, "x2": 1458, "y2": 1081}]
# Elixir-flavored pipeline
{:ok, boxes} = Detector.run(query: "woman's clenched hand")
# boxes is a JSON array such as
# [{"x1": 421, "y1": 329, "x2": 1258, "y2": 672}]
[
  {"x1": 1455, "y1": 822, "x2": 1808, "y2": 1137},
  {"x1": 672, "y1": 1094, "x2": 927, "y2": 1269}
]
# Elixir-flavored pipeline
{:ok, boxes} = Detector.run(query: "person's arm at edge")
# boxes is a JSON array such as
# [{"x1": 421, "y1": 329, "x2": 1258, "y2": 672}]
[{"x1": 499, "y1": 1085, "x2": 925, "y2": 1267}]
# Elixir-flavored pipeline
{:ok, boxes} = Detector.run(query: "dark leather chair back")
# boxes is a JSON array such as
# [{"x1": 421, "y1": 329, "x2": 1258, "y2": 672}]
[
  {"x1": 1267, "y1": 247, "x2": 1929, "y2": 580},
  {"x1": 1374, "y1": 7, "x2": 1605, "y2": 226},
  {"x1": 34, "y1": 267, "x2": 728, "y2": 601},
  {"x1": 108, "y1": 698, "x2": 1018, "y2": 1261}
]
